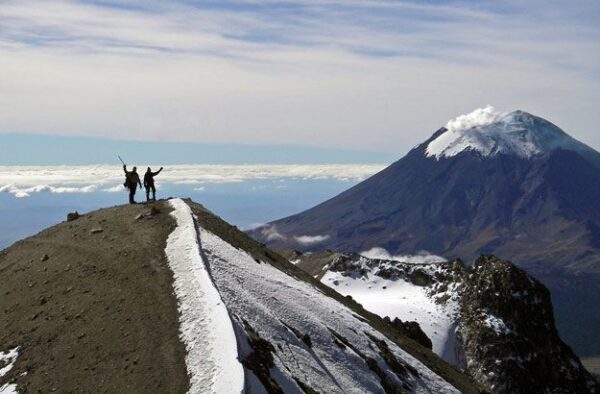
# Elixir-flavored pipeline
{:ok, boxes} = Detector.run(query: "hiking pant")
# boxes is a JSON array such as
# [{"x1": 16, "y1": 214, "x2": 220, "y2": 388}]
[
  {"x1": 145, "y1": 183, "x2": 156, "y2": 201},
  {"x1": 128, "y1": 186, "x2": 137, "y2": 204}
]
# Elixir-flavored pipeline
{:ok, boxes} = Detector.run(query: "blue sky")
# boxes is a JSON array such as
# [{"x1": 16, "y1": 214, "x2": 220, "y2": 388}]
[
  {"x1": 0, "y1": 0, "x2": 599, "y2": 153},
  {"x1": 0, "y1": 133, "x2": 397, "y2": 164}
]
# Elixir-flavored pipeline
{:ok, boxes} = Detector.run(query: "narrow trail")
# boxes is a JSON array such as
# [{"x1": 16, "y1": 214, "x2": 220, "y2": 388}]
[{"x1": 165, "y1": 198, "x2": 244, "y2": 394}]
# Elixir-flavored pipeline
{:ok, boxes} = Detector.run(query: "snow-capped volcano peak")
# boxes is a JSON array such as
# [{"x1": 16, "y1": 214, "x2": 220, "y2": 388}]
[{"x1": 425, "y1": 106, "x2": 574, "y2": 159}]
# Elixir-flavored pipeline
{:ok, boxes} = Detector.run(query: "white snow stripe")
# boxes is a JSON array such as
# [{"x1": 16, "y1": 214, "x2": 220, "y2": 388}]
[{"x1": 165, "y1": 198, "x2": 245, "y2": 394}]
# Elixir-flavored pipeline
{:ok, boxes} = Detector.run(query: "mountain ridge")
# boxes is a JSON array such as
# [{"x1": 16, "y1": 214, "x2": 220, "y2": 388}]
[{"x1": 0, "y1": 199, "x2": 482, "y2": 393}]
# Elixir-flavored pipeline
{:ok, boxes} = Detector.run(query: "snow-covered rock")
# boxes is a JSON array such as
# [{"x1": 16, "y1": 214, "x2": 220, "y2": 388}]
[
  {"x1": 426, "y1": 107, "x2": 586, "y2": 159},
  {"x1": 196, "y1": 222, "x2": 459, "y2": 393},
  {"x1": 289, "y1": 250, "x2": 599, "y2": 393},
  {"x1": 319, "y1": 254, "x2": 465, "y2": 366}
]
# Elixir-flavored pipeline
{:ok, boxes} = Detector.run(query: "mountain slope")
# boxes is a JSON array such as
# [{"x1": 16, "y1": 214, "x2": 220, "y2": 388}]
[
  {"x1": 0, "y1": 203, "x2": 188, "y2": 393},
  {"x1": 187, "y1": 199, "x2": 481, "y2": 393},
  {"x1": 249, "y1": 109, "x2": 600, "y2": 358},
  {"x1": 285, "y1": 250, "x2": 599, "y2": 393},
  {"x1": 0, "y1": 199, "x2": 481, "y2": 393},
  {"x1": 250, "y1": 111, "x2": 600, "y2": 271}
]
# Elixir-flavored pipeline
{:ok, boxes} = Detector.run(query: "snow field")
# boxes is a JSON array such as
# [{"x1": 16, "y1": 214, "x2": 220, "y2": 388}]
[
  {"x1": 165, "y1": 199, "x2": 244, "y2": 394},
  {"x1": 197, "y1": 225, "x2": 460, "y2": 394},
  {"x1": 321, "y1": 270, "x2": 461, "y2": 365}
]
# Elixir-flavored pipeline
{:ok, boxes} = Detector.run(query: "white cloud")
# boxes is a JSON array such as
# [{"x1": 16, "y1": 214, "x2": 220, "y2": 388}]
[
  {"x1": 445, "y1": 106, "x2": 504, "y2": 134},
  {"x1": 0, "y1": 1, "x2": 598, "y2": 152},
  {"x1": 258, "y1": 225, "x2": 286, "y2": 242},
  {"x1": 0, "y1": 184, "x2": 30, "y2": 198},
  {"x1": 294, "y1": 234, "x2": 330, "y2": 245},
  {"x1": 360, "y1": 247, "x2": 446, "y2": 264},
  {"x1": 0, "y1": 183, "x2": 98, "y2": 198},
  {"x1": 103, "y1": 184, "x2": 125, "y2": 192}
]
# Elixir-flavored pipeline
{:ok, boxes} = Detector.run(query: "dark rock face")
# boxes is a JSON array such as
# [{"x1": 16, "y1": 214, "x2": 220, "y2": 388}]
[
  {"x1": 460, "y1": 256, "x2": 598, "y2": 393},
  {"x1": 383, "y1": 316, "x2": 433, "y2": 350},
  {"x1": 66, "y1": 211, "x2": 79, "y2": 222}
]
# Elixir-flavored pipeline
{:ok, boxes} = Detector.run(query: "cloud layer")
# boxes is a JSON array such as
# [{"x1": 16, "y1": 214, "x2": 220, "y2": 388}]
[
  {"x1": 0, "y1": 164, "x2": 383, "y2": 198},
  {"x1": 0, "y1": 1, "x2": 599, "y2": 152}
]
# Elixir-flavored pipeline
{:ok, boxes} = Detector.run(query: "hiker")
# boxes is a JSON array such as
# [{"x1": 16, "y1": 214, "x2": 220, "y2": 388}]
[
  {"x1": 123, "y1": 165, "x2": 142, "y2": 204},
  {"x1": 144, "y1": 167, "x2": 163, "y2": 202}
]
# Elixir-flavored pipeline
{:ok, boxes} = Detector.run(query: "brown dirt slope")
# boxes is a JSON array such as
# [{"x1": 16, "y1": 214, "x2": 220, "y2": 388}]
[{"x1": 0, "y1": 202, "x2": 188, "y2": 394}]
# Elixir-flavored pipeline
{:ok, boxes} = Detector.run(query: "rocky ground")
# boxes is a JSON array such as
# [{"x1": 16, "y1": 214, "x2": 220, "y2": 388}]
[{"x1": 0, "y1": 201, "x2": 188, "y2": 393}]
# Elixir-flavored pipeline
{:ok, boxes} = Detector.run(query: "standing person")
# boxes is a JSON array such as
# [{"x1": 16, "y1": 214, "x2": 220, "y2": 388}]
[
  {"x1": 123, "y1": 165, "x2": 142, "y2": 204},
  {"x1": 144, "y1": 167, "x2": 163, "y2": 202}
]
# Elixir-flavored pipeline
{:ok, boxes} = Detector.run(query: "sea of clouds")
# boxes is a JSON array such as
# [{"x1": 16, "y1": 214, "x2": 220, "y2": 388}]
[{"x1": 0, "y1": 164, "x2": 384, "y2": 198}]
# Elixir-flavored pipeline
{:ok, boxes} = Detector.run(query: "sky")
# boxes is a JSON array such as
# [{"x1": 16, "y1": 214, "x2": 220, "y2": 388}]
[
  {"x1": 0, "y1": 0, "x2": 599, "y2": 153},
  {"x1": 0, "y1": 133, "x2": 397, "y2": 164}
]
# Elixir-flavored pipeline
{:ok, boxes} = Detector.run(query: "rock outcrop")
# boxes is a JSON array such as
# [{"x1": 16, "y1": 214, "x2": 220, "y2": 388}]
[{"x1": 461, "y1": 256, "x2": 598, "y2": 393}]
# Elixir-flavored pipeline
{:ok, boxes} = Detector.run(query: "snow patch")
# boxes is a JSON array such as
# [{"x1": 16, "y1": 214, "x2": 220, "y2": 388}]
[
  {"x1": 165, "y1": 199, "x2": 244, "y2": 394},
  {"x1": 0, "y1": 347, "x2": 19, "y2": 379},
  {"x1": 481, "y1": 311, "x2": 513, "y2": 336},
  {"x1": 322, "y1": 269, "x2": 460, "y2": 364},
  {"x1": 0, "y1": 347, "x2": 20, "y2": 394},
  {"x1": 0, "y1": 384, "x2": 18, "y2": 394},
  {"x1": 360, "y1": 247, "x2": 446, "y2": 264}
]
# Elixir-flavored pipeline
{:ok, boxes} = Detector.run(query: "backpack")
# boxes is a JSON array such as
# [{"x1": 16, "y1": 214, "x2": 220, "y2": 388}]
[{"x1": 124, "y1": 172, "x2": 134, "y2": 188}]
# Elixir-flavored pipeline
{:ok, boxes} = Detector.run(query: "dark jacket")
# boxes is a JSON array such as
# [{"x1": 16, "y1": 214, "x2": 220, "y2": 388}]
[
  {"x1": 144, "y1": 168, "x2": 163, "y2": 188},
  {"x1": 123, "y1": 166, "x2": 142, "y2": 189}
]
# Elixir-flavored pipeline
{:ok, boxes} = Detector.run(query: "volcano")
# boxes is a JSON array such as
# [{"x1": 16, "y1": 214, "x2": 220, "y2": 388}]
[{"x1": 249, "y1": 107, "x2": 600, "y2": 360}]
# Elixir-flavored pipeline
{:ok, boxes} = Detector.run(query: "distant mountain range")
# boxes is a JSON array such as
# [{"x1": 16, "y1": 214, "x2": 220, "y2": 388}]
[
  {"x1": 249, "y1": 109, "x2": 600, "y2": 360},
  {"x1": 0, "y1": 133, "x2": 396, "y2": 165}
]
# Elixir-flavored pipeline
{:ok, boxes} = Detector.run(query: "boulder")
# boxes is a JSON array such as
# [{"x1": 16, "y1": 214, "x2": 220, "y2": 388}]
[{"x1": 67, "y1": 212, "x2": 80, "y2": 222}]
